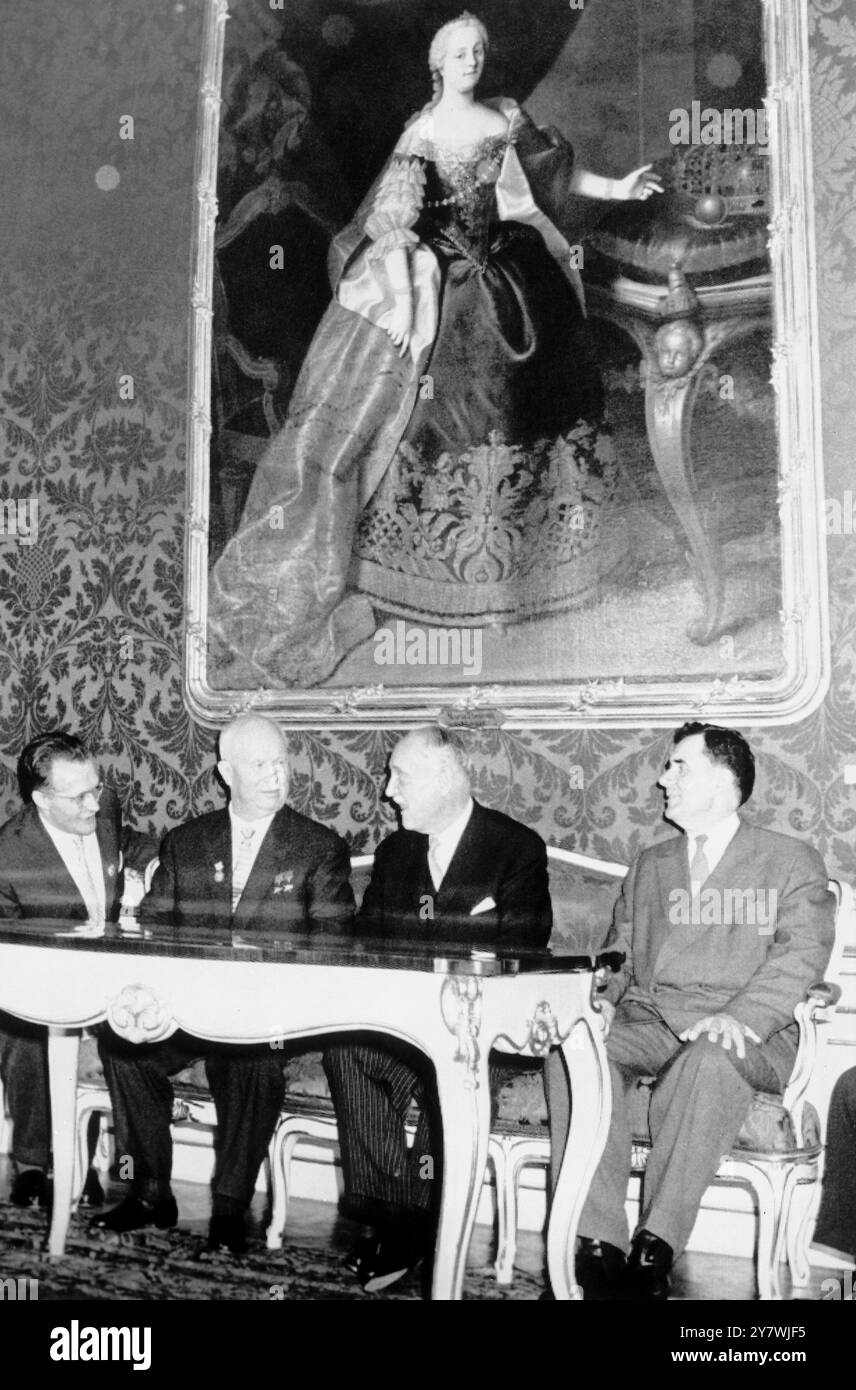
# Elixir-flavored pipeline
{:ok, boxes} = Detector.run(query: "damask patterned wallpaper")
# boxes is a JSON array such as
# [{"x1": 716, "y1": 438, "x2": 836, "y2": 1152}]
[{"x1": 0, "y1": 1, "x2": 854, "y2": 879}]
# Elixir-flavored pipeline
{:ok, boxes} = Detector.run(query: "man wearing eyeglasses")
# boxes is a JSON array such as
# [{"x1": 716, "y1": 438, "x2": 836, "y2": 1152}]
[{"x1": 0, "y1": 730, "x2": 156, "y2": 1209}]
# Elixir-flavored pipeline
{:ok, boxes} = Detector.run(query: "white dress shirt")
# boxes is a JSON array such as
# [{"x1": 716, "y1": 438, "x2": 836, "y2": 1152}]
[
  {"x1": 39, "y1": 814, "x2": 106, "y2": 924},
  {"x1": 229, "y1": 808, "x2": 276, "y2": 909},
  {"x1": 427, "y1": 799, "x2": 474, "y2": 890},
  {"x1": 687, "y1": 812, "x2": 741, "y2": 893}
]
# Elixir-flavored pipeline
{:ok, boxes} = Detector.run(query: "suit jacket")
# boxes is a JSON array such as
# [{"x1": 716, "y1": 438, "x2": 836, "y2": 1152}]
[
  {"x1": 357, "y1": 801, "x2": 552, "y2": 950},
  {"x1": 141, "y1": 805, "x2": 354, "y2": 938},
  {"x1": 603, "y1": 819, "x2": 835, "y2": 1088},
  {"x1": 0, "y1": 793, "x2": 152, "y2": 925}
]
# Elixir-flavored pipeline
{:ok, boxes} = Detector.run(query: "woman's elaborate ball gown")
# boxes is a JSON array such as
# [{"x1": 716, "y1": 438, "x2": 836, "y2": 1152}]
[{"x1": 209, "y1": 99, "x2": 617, "y2": 687}]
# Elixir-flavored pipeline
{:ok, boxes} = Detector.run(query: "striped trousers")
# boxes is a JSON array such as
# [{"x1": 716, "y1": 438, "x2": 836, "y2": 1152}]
[
  {"x1": 324, "y1": 1040, "x2": 509, "y2": 1220},
  {"x1": 323, "y1": 1039, "x2": 436, "y2": 1217}
]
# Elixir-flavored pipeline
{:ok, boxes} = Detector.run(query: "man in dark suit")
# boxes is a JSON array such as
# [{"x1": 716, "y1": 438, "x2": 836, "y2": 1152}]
[
  {"x1": 324, "y1": 725, "x2": 552, "y2": 1292},
  {"x1": 546, "y1": 721, "x2": 835, "y2": 1299},
  {"x1": 0, "y1": 731, "x2": 156, "y2": 1208},
  {"x1": 95, "y1": 713, "x2": 354, "y2": 1253}
]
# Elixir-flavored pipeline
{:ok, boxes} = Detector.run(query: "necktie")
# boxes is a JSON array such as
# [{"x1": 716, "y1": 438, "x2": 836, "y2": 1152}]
[
  {"x1": 690, "y1": 833, "x2": 710, "y2": 890},
  {"x1": 231, "y1": 828, "x2": 256, "y2": 911},
  {"x1": 75, "y1": 835, "x2": 104, "y2": 926},
  {"x1": 428, "y1": 837, "x2": 443, "y2": 892}
]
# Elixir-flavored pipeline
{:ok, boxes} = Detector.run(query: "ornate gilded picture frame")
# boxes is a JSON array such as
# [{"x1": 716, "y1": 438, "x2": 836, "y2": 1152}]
[{"x1": 184, "y1": 0, "x2": 827, "y2": 729}]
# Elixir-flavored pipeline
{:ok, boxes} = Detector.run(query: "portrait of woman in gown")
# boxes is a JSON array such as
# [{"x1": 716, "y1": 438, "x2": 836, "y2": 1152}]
[{"x1": 208, "y1": 11, "x2": 662, "y2": 689}]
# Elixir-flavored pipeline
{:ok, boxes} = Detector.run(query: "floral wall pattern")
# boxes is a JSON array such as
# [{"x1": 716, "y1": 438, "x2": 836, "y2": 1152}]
[{"x1": 0, "y1": 0, "x2": 854, "y2": 884}]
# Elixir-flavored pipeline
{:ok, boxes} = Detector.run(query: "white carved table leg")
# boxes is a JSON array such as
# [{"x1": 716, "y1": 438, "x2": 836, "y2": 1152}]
[
  {"x1": 547, "y1": 1010, "x2": 612, "y2": 1301},
  {"x1": 47, "y1": 1027, "x2": 80, "y2": 1258},
  {"x1": 432, "y1": 975, "x2": 492, "y2": 1301}
]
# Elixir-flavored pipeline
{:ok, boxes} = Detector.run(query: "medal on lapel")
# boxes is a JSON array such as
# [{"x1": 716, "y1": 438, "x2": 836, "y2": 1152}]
[{"x1": 273, "y1": 870, "x2": 294, "y2": 896}]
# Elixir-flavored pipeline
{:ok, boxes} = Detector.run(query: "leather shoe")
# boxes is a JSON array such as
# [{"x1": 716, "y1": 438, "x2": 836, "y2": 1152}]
[
  {"x1": 575, "y1": 1236, "x2": 627, "y2": 1299},
  {"x1": 627, "y1": 1228, "x2": 673, "y2": 1299},
  {"x1": 92, "y1": 1194, "x2": 178, "y2": 1233},
  {"x1": 10, "y1": 1168, "x2": 49, "y2": 1208},
  {"x1": 343, "y1": 1232, "x2": 379, "y2": 1275},
  {"x1": 208, "y1": 1213, "x2": 248, "y2": 1255},
  {"x1": 358, "y1": 1235, "x2": 420, "y2": 1293}
]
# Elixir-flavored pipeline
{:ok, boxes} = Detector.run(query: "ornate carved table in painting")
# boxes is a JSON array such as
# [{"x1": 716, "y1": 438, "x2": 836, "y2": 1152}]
[
  {"x1": 0, "y1": 922, "x2": 618, "y2": 1301},
  {"x1": 585, "y1": 143, "x2": 772, "y2": 643}
]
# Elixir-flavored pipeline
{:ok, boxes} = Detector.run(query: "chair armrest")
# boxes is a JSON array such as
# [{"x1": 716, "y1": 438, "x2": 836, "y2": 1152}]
[
  {"x1": 595, "y1": 950, "x2": 625, "y2": 977},
  {"x1": 804, "y1": 980, "x2": 841, "y2": 1008},
  {"x1": 784, "y1": 985, "x2": 840, "y2": 1139}
]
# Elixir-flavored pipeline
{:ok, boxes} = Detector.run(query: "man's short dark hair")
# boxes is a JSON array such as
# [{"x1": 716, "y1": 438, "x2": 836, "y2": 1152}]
[
  {"x1": 673, "y1": 721, "x2": 755, "y2": 806},
  {"x1": 17, "y1": 731, "x2": 90, "y2": 804}
]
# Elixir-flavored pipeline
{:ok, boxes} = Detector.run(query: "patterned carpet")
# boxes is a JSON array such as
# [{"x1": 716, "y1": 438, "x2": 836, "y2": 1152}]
[{"x1": 0, "y1": 1202, "x2": 542, "y2": 1301}]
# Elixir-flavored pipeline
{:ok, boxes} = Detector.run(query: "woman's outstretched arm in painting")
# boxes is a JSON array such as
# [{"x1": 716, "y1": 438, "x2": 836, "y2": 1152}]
[{"x1": 571, "y1": 163, "x2": 663, "y2": 201}]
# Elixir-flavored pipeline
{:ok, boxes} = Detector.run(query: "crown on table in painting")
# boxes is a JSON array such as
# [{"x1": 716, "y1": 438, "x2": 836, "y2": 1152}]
[{"x1": 672, "y1": 143, "x2": 769, "y2": 222}]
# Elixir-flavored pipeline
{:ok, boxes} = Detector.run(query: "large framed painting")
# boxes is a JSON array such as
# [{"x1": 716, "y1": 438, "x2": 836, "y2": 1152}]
[{"x1": 184, "y1": 0, "x2": 828, "y2": 729}]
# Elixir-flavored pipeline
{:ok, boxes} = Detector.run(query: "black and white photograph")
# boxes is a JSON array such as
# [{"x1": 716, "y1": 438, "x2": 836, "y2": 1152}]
[{"x1": 0, "y1": 0, "x2": 854, "y2": 1348}]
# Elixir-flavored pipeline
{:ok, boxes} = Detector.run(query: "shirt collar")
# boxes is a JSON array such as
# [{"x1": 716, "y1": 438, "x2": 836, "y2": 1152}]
[
  {"x1": 229, "y1": 807, "x2": 277, "y2": 840},
  {"x1": 687, "y1": 812, "x2": 740, "y2": 857}
]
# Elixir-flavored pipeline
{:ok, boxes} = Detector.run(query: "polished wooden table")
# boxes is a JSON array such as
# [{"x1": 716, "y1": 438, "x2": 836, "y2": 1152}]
[{"x1": 0, "y1": 922, "x2": 617, "y2": 1300}]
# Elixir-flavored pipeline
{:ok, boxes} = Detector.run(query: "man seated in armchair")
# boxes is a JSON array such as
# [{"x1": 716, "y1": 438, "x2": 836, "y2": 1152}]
[
  {"x1": 324, "y1": 725, "x2": 552, "y2": 1293},
  {"x1": 546, "y1": 721, "x2": 835, "y2": 1299},
  {"x1": 94, "y1": 714, "x2": 354, "y2": 1254},
  {"x1": 0, "y1": 731, "x2": 157, "y2": 1209}
]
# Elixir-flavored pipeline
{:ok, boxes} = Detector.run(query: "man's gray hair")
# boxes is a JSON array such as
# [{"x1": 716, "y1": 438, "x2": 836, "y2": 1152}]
[
  {"x1": 408, "y1": 725, "x2": 472, "y2": 788},
  {"x1": 218, "y1": 712, "x2": 288, "y2": 763}
]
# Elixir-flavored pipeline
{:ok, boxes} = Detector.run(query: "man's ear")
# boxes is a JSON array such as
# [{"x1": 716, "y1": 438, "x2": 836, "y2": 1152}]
[
  {"x1": 217, "y1": 759, "x2": 233, "y2": 790},
  {"x1": 437, "y1": 758, "x2": 456, "y2": 798},
  {"x1": 718, "y1": 766, "x2": 741, "y2": 809},
  {"x1": 31, "y1": 788, "x2": 48, "y2": 814}
]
